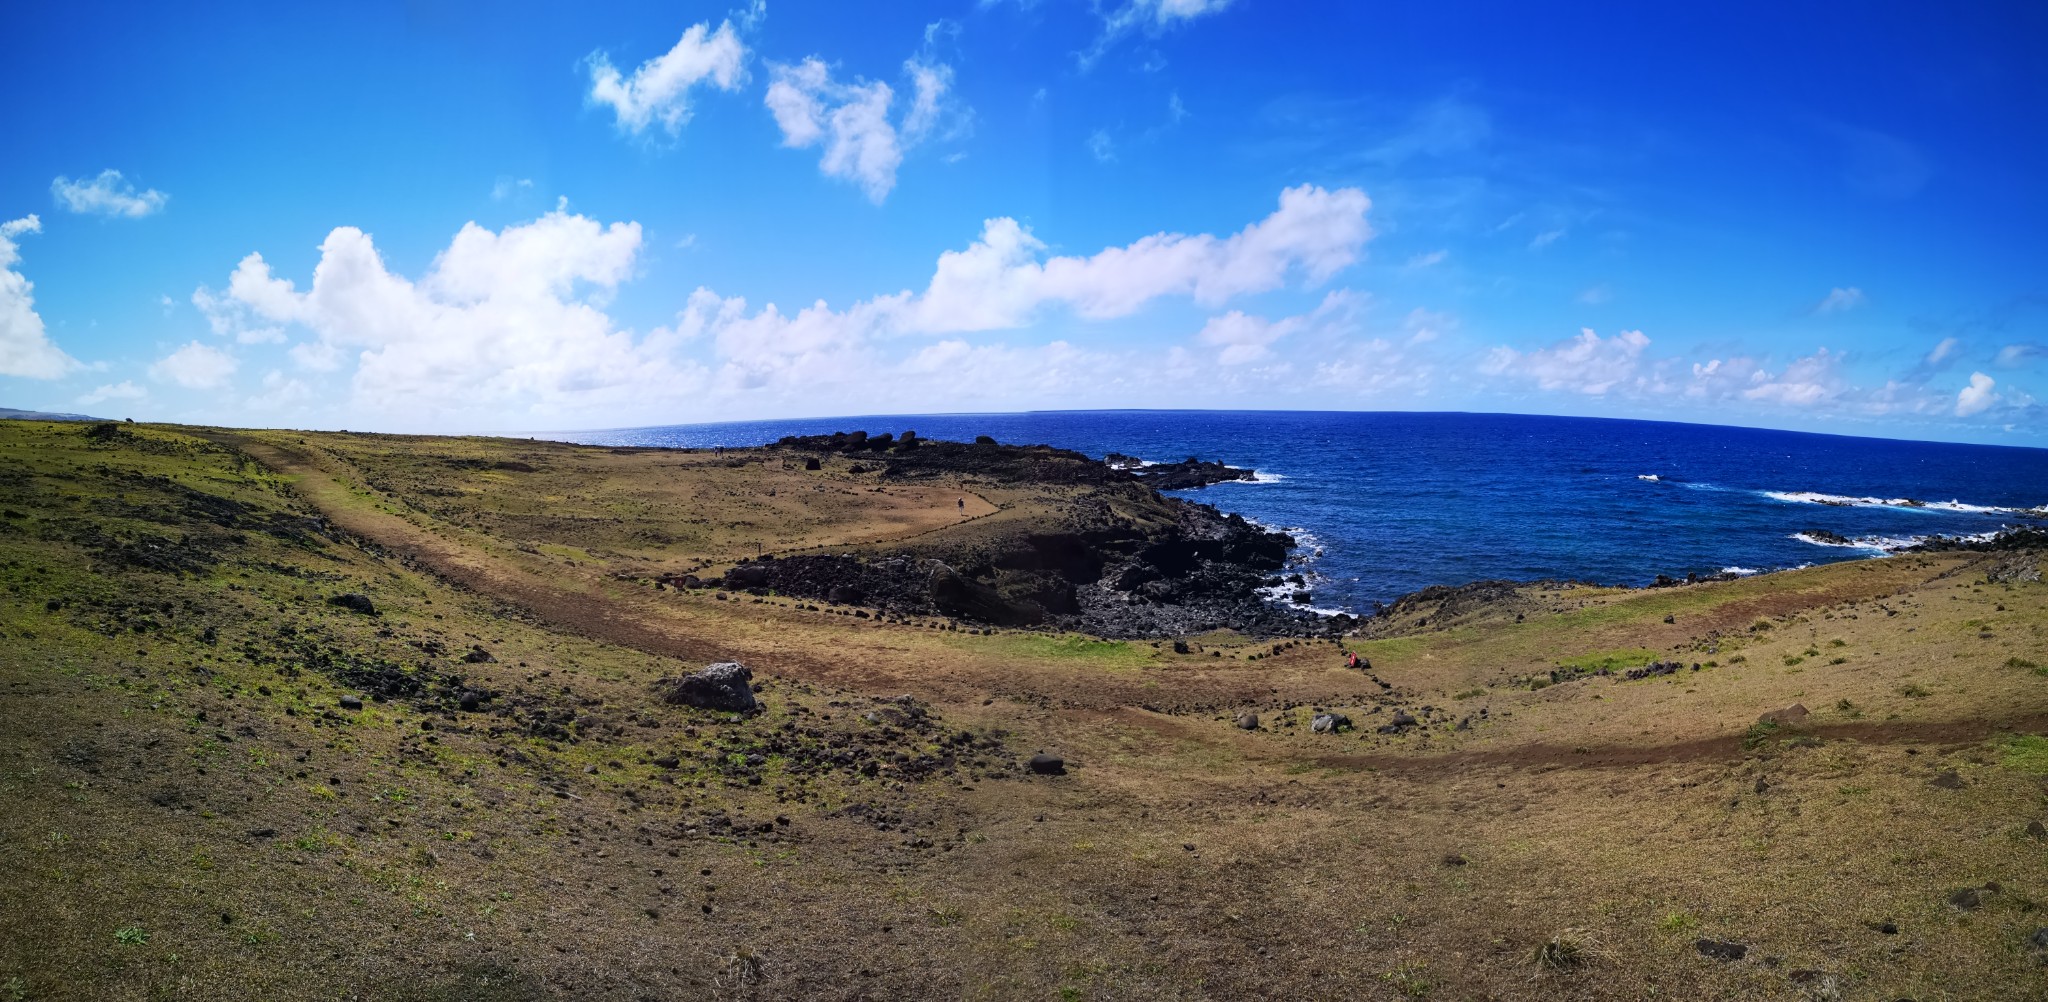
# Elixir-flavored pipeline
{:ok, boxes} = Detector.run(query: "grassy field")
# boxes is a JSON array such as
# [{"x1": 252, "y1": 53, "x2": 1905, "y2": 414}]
[{"x1": 2, "y1": 419, "x2": 2045, "y2": 1000}]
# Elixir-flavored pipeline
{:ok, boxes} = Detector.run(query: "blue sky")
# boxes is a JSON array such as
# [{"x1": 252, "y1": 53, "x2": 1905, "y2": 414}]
[{"x1": 2, "y1": 1, "x2": 2044, "y2": 444}]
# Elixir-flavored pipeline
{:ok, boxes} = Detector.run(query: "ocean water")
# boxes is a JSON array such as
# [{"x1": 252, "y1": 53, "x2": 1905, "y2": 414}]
[{"x1": 541, "y1": 411, "x2": 2048, "y2": 615}]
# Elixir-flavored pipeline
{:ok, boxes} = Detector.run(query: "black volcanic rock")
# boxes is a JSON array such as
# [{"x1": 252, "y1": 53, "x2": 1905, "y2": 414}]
[{"x1": 1125, "y1": 457, "x2": 1260, "y2": 490}]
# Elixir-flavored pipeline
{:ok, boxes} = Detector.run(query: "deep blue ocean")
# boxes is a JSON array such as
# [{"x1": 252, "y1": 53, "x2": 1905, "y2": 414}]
[{"x1": 541, "y1": 411, "x2": 2048, "y2": 616}]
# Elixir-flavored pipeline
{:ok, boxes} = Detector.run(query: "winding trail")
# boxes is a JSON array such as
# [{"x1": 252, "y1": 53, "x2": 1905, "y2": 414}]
[{"x1": 205, "y1": 429, "x2": 2045, "y2": 778}]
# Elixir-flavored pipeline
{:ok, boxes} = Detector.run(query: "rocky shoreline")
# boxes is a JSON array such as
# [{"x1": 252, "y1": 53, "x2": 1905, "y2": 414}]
[
  {"x1": 670, "y1": 432, "x2": 1355, "y2": 638},
  {"x1": 662, "y1": 434, "x2": 2048, "y2": 640}
]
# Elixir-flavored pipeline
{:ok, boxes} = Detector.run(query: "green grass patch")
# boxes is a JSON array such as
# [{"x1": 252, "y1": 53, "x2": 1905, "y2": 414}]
[
  {"x1": 2000, "y1": 735, "x2": 2048, "y2": 775},
  {"x1": 1554, "y1": 648, "x2": 1660, "y2": 673},
  {"x1": 978, "y1": 633, "x2": 1151, "y2": 668}
]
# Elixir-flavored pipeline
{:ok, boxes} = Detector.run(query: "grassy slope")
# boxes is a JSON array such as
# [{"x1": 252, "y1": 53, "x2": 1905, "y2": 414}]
[{"x1": 1, "y1": 420, "x2": 2044, "y2": 1001}]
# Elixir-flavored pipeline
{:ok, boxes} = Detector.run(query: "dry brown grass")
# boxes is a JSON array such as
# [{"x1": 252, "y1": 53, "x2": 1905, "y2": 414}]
[{"x1": 1, "y1": 421, "x2": 2044, "y2": 1000}]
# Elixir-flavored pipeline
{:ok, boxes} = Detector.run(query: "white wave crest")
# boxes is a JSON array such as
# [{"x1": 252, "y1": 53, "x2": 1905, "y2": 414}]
[
  {"x1": 1762, "y1": 490, "x2": 2038, "y2": 516},
  {"x1": 1790, "y1": 529, "x2": 2002, "y2": 553}
]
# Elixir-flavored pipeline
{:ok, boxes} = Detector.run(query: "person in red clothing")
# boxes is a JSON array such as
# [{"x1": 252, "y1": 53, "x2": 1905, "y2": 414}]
[{"x1": 1345, "y1": 651, "x2": 1359, "y2": 670}]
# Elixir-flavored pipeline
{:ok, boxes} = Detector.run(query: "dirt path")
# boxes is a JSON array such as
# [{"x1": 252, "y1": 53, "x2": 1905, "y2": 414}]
[
  {"x1": 207, "y1": 432, "x2": 796, "y2": 669},
  {"x1": 210, "y1": 429, "x2": 2041, "y2": 781}
]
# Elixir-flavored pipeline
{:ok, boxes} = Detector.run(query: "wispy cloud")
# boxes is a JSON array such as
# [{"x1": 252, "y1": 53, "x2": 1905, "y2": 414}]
[
  {"x1": 51, "y1": 169, "x2": 168, "y2": 218},
  {"x1": 150, "y1": 341, "x2": 238, "y2": 390},
  {"x1": 1813, "y1": 286, "x2": 1865, "y2": 314},
  {"x1": 1402, "y1": 249, "x2": 1447, "y2": 271},
  {"x1": 491, "y1": 177, "x2": 534, "y2": 201},
  {"x1": 79, "y1": 380, "x2": 146, "y2": 405},
  {"x1": 1086, "y1": 129, "x2": 1116, "y2": 163},
  {"x1": 1078, "y1": 0, "x2": 1233, "y2": 70}
]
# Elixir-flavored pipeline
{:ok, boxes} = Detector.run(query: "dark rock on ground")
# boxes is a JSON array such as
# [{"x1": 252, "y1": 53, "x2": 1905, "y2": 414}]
[
  {"x1": 1310, "y1": 712, "x2": 1351, "y2": 734},
  {"x1": 660, "y1": 662, "x2": 760, "y2": 713},
  {"x1": 1695, "y1": 939, "x2": 1748, "y2": 962},
  {"x1": 1949, "y1": 884, "x2": 1999, "y2": 910},
  {"x1": 1758, "y1": 703, "x2": 1809, "y2": 726},
  {"x1": 2028, "y1": 820, "x2": 2048, "y2": 840},
  {"x1": 1235, "y1": 713, "x2": 1259, "y2": 730},
  {"x1": 338, "y1": 694, "x2": 363, "y2": 711},
  {"x1": 1626, "y1": 660, "x2": 1685, "y2": 681},
  {"x1": 1930, "y1": 770, "x2": 1965, "y2": 790},
  {"x1": 1027, "y1": 753, "x2": 1066, "y2": 776},
  {"x1": 327, "y1": 593, "x2": 377, "y2": 615}
]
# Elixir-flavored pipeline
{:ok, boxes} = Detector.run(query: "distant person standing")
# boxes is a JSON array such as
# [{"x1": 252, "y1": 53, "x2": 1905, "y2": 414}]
[{"x1": 958, "y1": 497, "x2": 965, "y2": 513}]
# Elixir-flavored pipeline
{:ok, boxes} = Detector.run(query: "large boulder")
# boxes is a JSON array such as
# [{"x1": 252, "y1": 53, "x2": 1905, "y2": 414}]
[
  {"x1": 1311, "y1": 712, "x2": 1351, "y2": 734},
  {"x1": 327, "y1": 593, "x2": 377, "y2": 616},
  {"x1": 724, "y1": 564, "x2": 771, "y2": 589},
  {"x1": 928, "y1": 563, "x2": 1042, "y2": 626},
  {"x1": 661, "y1": 662, "x2": 760, "y2": 713}
]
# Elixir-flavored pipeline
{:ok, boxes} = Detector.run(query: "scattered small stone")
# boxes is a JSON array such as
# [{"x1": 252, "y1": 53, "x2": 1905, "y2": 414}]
[
  {"x1": 1875, "y1": 921, "x2": 1898, "y2": 935},
  {"x1": 1441, "y1": 853, "x2": 1467, "y2": 866},
  {"x1": 246, "y1": 828, "x2": 276, "y2": 838},
  {"x1": 652, "y1": 756, "x2": 679, "y2": 769},
  {"x1": 2026, "y1": 820, "x2": 2046, "y2": 840},
  {"x1": 1027, "y1": 753, "x2": 1066, "y2": 776},
  {"x1": 1930, "y1": 770, "x2": 1965, "y2": 790},
  {"x1": 338, "y1": 695, "x2": 363, "y2": 711},
  {"x1": 458, "y1": 691, "x2": 481, "y2": 712},
  {"x1": 2028, "y1": 927, "x2": 2048, "y2": 950},
  {"x1": 1695, "y1": 939, "x2": 1748, "y2": 962},
  {"x1": 1234, "y1": 713, "x2": 1259, "y2": 730},
  {"x1": 1755, "y1": 777, "x2": 1770, "y2": 794}
]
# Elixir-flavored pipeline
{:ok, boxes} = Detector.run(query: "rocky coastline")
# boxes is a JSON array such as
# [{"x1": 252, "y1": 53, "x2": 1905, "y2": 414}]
[{"x1": 676, "y1": 432, "x2": 1353, "y2": 637}]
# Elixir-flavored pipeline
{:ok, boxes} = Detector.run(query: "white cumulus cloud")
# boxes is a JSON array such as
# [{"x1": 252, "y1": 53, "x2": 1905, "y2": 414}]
[
  {"x1": 1955, "y1": 371, "x2": 1997, "y2": 417},
  {"x1": 910, "y1": 184, "x2": 1372, "y2": 332},
  {"x1": 202, "y1": 206, "x2": 709, "y2": 423},
  {"x1": 150, "y1": 341, "x2": 238, "y2": 390},
  {"x1": 51, "y1": 170, "x2": 168, "y2": 218},
  {"x1": 764, "y1": 43, "x2": 963, "y2": 203},
  {"x1": 587, "y1": 18, "x2": 747, "y2": 136},
  {"x1": 194, "y1": 186, "x2": 1374, "y2": 427},
  {"x1": 1482, "y1": 328, "x2": 1649, "y2": 396},
  {"x1": 0, "y1": 215, "x2": 81, "y2": 379}
]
